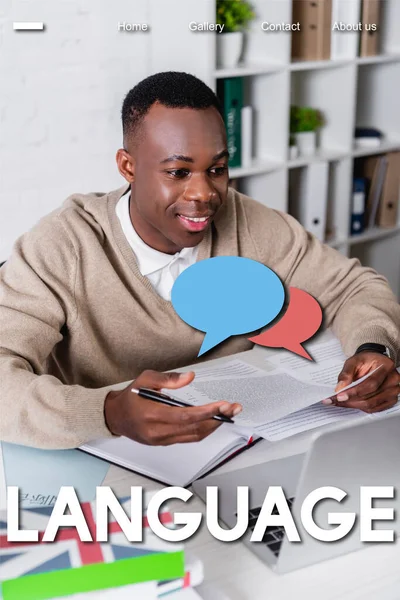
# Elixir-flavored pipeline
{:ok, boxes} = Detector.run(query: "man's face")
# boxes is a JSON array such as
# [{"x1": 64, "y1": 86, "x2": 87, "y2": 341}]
[{"x1": 118, "y1": 103, "x2": 229, "y2": 254}]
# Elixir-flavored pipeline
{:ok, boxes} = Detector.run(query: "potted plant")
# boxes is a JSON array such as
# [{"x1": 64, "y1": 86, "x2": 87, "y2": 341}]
[
  {"x1": 216, "y1": 0, "x2": 255, "y2": 69},
  {"x1": 290, "y1": 105, "x2": 324, "y2": 156}
]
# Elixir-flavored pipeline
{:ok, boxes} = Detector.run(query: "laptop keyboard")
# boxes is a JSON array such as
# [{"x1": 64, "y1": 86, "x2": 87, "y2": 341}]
[{"x1": 247, "y1": 497, "x2": 295, "y2": 557}]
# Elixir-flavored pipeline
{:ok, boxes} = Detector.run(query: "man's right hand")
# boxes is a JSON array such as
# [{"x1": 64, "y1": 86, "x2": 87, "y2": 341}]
[{"x1": 104, "y1": 369, "x2": 242, "y2": 446}]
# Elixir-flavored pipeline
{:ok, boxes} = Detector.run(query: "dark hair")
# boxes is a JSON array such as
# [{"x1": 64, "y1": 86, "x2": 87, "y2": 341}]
[{"x1": 121, "y1": 71, "x2": 223, "y2": 139}]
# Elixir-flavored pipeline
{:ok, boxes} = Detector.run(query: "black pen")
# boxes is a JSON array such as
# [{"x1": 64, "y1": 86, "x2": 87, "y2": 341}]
[{"x1": 130, "y1": 387, "x2": 235, "y2": 424}]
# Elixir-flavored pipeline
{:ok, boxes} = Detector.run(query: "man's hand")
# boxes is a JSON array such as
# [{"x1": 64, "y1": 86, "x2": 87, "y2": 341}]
[
  {"x1": 326, "y1": 353, "x2": 400, "y2": 413},
  {"x1": 104, "y1": 369, "x2": 242, "y2": 445}
]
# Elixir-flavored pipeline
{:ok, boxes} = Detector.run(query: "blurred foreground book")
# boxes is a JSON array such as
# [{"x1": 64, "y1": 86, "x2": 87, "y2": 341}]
[{"x1": 0, "y1": 494, "x2": 203, "y2": 600}]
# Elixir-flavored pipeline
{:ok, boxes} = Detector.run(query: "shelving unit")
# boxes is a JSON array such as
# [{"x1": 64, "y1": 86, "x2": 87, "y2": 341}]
[{"x1": 151, "y1": 0, "x2": 400, "y2": 298}]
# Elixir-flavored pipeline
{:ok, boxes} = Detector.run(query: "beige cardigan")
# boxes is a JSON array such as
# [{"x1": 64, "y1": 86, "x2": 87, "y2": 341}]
[{"x1": 0, "y1": 185, "x2": 399, "y2": 448}]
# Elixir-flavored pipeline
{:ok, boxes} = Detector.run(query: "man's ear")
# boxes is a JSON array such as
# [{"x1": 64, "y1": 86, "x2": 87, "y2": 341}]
[{"x1": 116, "y1": 148, "x2": 135, "y2": 183}]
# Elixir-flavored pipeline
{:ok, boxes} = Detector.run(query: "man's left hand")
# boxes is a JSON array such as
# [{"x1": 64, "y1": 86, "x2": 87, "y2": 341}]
[{"x1": 327, "y1": 352, "x2": 400, "y2": 413}]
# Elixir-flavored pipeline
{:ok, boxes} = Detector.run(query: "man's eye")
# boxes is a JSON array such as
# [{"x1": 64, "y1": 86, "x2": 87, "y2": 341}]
[
  {"x1": 209, "y1": 166, "x2": 228, "y2": 176},
  {"x1": 167, "y1": 169, "x2": 190, "y2": 179}
]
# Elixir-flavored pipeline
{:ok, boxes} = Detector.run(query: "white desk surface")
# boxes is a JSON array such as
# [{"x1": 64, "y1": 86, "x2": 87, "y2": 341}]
[{"x1": 103, "y1": 428, "x2": 400, "y2": 600}]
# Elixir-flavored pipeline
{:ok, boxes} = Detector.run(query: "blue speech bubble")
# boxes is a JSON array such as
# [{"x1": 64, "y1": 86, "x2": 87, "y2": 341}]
[{"x1": 171, "y1": 256, "x2": 285, "y2": 356}]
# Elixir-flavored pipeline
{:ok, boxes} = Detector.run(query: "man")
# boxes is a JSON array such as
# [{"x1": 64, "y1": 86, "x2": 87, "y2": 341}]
[{"x1": 0, "y1": 72, "x2": 399, "y2": 450}]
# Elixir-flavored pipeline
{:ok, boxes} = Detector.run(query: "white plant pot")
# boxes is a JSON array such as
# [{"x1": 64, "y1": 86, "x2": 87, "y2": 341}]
[
  {"x1": 217, "y1": 32, "x2": 244, "y2": 69},
  {"x1": 295, "y1": 131, "x2": 317, "y2": 156},
  {"x1": 289, "y1": 145, "x2": 299, "y2": 160}
]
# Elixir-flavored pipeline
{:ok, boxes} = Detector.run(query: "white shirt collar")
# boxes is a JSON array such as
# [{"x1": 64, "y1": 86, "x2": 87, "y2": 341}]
[{"x1": 115, "y1": 193, "x2": 198, "y2": 276}]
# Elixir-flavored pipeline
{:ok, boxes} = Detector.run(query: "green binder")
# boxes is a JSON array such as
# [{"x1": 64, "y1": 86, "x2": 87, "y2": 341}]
[{"x1": 217, "y1": 77, "x2": 243, "y2": 169}]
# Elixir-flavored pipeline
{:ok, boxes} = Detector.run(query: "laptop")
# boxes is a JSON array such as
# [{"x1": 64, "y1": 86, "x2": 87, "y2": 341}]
[{"x1": 192, "y1": 414, "x2": 400, "y2": 573}]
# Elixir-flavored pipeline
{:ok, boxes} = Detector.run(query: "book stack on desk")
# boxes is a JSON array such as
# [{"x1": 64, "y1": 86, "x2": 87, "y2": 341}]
[{"x1": 0, "y1": 494, "x2": 204, "y2": 600}]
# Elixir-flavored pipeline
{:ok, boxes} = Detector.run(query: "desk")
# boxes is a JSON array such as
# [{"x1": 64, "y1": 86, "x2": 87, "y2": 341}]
[{"x1": 103, "y1": 428, "x2": 400, "y2": 600}]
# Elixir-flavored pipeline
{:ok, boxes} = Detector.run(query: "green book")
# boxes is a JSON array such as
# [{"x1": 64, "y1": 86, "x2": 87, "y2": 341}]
[{"x1": 217, "y1": 77, "x2": 243, "y2": 169}]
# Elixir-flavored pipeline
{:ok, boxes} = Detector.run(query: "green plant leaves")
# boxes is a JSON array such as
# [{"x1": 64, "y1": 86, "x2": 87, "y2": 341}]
[
  {"x1": 216, "y1": 0, "x2": 255, "y2": 33},
  {"x1": 290, "y1": 105, "x2": 324, "y2": 133}
]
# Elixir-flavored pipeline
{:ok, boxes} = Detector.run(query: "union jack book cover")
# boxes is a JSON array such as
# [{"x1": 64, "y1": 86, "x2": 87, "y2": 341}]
[{"x1": 0, "y1": 495, "x2": 188, "y2": 600}]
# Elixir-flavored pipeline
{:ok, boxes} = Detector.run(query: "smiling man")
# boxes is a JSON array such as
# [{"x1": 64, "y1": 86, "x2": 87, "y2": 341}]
[{"x1": 0, "y1": 71, "x2": 399, "y2": 450}]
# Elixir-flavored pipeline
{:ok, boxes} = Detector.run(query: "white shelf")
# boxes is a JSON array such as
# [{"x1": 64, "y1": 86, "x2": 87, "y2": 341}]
[
  {"x1": 352, "y1": 139, "x2": 400, "y2": 157},
  {"x1": 356, "y1": 54, "x2": 400, "y2": 65},
  {"x1": 214, "y1": 62, "x2": 284, "y2": 79},
  {"x1": 326, "y1": 226, "x2": 400, "y2": 248},
  {"x1": 348, "y1": 226, "x2": 400, "y2": 245},
  {"x1": 215, "y1": 55, "x2": 400, "y2": 79},
  {"x1": 288, "y1": 149, "x2": 348, "y2": 168},
  {"x1": 203, "y1": 0, "x2": 400, "y2": 298},
  {"x1": 232, "y1": 146, "x2": 364, "y2": 176},
  {"x1": 229, "y1": 159, "x2": 283, "y2": 178},
  {"x1": 290, "y1": 59, "x2": 352, "y2": 71},
  {"x1": 326, "y1": 237, "x2": 348, "y2": 249}
]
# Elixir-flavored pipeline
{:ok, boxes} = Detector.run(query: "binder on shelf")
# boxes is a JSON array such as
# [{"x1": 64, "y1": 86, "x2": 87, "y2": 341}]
[
  {"x1": 351, "y1": 177, "x2": 366, "y2": 235},
  {"x1": 292, "y1": 0, "x2": 332, "y2": 61},
  {"x1": 331, "y1": 0, "x2": 361, "y2": 60},
  {"x1": 291, "y1": 161, "x2": 329, "y2": 241},
  {"x1": 359, "y1": 0, "x2": 381, "y2": 57},
  {"x1": 377, "y1": 151, "x2": 400, "y2": 228},
  {"x1": 364, "y1": 155, "x2": 387, "y2": 228},
  {"x1": 217, "y1": 78, "x2": 243, "y2": 169},
  {"x1": 363, "y1": 155, "x2": 388, "y2": 228},
  {"x1": 241, "y1": 106, "x2": 253, "y2": 168}
]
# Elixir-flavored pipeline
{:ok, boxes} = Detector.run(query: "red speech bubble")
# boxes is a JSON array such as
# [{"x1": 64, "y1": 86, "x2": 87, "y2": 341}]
[{"x1": 248, "y1": 287, "x2": 322, "y2": 360}]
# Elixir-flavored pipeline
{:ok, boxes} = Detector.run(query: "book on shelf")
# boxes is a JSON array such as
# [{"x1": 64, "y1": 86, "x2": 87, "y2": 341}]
[
  {"x1": 361, "y1": 154, "x2": 388, "y2": 228},
  {"x1": 359, "y1": 152, "x2": 399, "y2": 229},
  {"x1": 217, "y1": 78, "x2": 243, "y2": 169},
  {"x1": 289, "y1": 161, "x2": 329, "y2": 241},
  {"x1": 291, "y1": 0, "x2": 332, "y2": 61},
  {"x1": 241, "y1": 106, "x2": 253, "y2": 168},
  {"x1": 354, "y1": 126, "x2": 383, "y2": 149},
  {"x1": 331, "y1": 0, "x2": 361, "y2": 60},
  {"x1": 359, "y1": 0, "x2": 381, "y2": 57},
  {"x1": 376, "y1": 151, "x2": 400, "y2": 228},
  {"x1": 351, "y1": 177, "x2": 366, "y2": 235}
]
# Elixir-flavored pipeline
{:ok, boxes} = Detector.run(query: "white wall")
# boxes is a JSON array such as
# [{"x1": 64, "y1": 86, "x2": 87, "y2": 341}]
[
  {"x1": 0, "y1": 0, "x2": 150, "y2": 260},
  {"x1": 0, "y1": 0, "x2": 217, "y2": 260}
]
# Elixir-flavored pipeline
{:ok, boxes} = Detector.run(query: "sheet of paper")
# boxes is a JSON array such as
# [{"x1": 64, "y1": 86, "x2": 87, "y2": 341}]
[
  {"x1": 326, "y1": 366, "x2": 382, "y2": 399},
  {"x1": 187, "y1": 358, "x2": 274, "y2": 380},
  {"x1": 254, "y1": 397, "x2": 400, "y2": 442},
  {"x1": 173, "y1": 358, "x2": 361, "y2": 428},
  {"x1": 370, "y1": 401, "x2": 400, "y2": 419},
  {"x1": 172, "y1": 358, "x2": 332, "y2": 425},
  {"x1": 1, "y1": 443, "x2": 110, "y2": 508},
  {"x1": 255, "y1": 402, "x2": 365, "y2": 441},
  {"x1": 265, "y1": 333, "x2": 347, "y2": 387},
  {"x1": 172, "y1": 335, "x2": 385, "y2": 429},
  {"x1": 264, "y1": 332, "x2": 382, "y2": 396}
]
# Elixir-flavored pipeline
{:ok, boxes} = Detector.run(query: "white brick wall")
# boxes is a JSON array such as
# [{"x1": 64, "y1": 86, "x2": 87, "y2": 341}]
[
  {"x1": 0, "y1": 0, "x2": 216, "y2": 261},
  {"x1": 0, "y1": 0, "x2": 151, "y2": 260}
]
